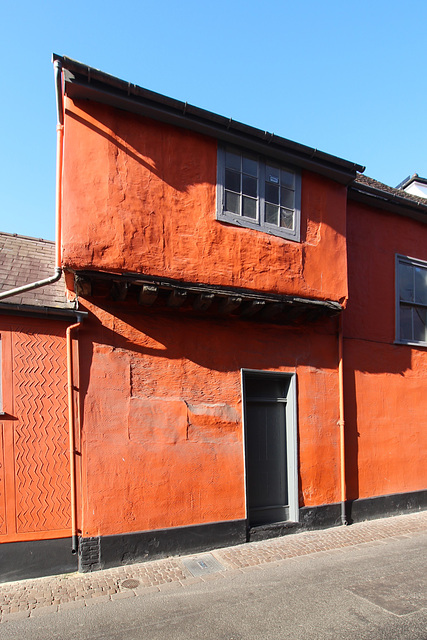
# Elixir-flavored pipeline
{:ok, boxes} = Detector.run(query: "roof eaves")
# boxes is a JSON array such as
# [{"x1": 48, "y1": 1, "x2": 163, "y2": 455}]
[
  {"x1": 54, "y1": 54, "x2": 365, "y2": 185},
  {"x1": 0, "y1": 302, "x2": 87, "y2": 321},
  {"x1": 349, "y1": 180, "x2": 427, "y2": 223}
]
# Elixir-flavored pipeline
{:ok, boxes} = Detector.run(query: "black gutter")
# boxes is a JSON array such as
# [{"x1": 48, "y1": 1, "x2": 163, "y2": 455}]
[
  {"x1": 0, "y1": 302, "x2": 88, "y2": 322},
  {"x1": 52, "y1": 54, "x2": 364, "y2": 186}
]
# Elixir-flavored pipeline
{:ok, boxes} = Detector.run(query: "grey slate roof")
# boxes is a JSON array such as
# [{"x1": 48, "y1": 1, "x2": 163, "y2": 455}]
[{"x1": 0, "y1": 232, "x2": 73, "y2": 309}]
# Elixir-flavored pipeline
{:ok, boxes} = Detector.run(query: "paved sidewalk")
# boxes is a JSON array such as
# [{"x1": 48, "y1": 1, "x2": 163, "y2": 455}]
[{"x1": 1, "y1": 510, "x2": 426, "y2": 624}]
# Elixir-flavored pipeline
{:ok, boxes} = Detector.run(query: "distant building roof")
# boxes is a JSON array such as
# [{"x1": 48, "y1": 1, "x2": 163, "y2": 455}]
[
  {"x1": 350, "y1": 173, "x2": 427, "y2": 223},
  {"x1": 355, "y1": 173, "x2": 427, "y2": 206},
  {"x1": 0, "y1": 232, "x2": 73, "y2": 311},
  {"x1": 396, "y1": 173, "x2": 427, "y2": 190},
  {"x1": 394, "y1": 173, "x2": 427, "y2": 200}
]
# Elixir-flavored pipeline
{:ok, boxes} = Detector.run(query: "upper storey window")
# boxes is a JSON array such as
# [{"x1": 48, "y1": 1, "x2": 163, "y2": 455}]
[
  {"x1": 217, "y1": 146, "x2": 301, "y2": 241},
  {"x1": 396, "y1": 255, "x2": 427, "y2": 346}
]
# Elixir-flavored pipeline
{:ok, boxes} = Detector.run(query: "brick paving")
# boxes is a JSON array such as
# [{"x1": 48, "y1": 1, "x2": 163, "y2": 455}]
[{"x1": 0, "y1": 510, "x2": 426, "y2": 623}]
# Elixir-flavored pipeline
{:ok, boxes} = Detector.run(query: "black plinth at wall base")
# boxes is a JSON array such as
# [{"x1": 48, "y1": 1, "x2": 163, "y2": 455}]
[
  {"x1": 299, "y1": 503, "x2": 342, "y2": 530},
  {"x1": 249, "y1": 489, "x2": 427, "y2": 541},
  {"x1": 79, "y1": 489, "x2": 427, "y2": 573},
  {"x1": 249, "y1": 503, "x2": 342, "y2": 542},
  {"x1": 79, "y1": 519, "x2": 247, "y2": 573},
  {"x1": 299, "y1": 489, "x2": 427, "y2": 531},
  {"x1": 346, "y1": 489, "x2": 427, "y2": 524},
  {"x1": 0, "y1": 538, "x2": 77, "y2": 583}
]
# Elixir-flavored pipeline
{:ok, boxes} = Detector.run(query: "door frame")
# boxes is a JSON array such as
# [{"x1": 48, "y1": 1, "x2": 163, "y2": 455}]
[{"x1": 241, "y1": 369, "x2": 299, "y2": 524}]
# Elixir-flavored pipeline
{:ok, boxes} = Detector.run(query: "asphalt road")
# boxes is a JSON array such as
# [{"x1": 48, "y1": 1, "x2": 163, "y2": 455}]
[{"x1": 1, "y1": 532, "x2": 426, "y2": 640}]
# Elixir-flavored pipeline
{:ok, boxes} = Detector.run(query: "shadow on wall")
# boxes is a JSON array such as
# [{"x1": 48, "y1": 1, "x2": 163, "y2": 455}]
[
  {"x1": 75, "y1": 298, "x2": 339, "y2": 457},
  {"x1": 72, "y1": 299, "x2": 347, "y2": 526},
  {"x1": 65, "y1": 105, "x2": 216, "y2": 195},
  {"x1": 342, "y1": 336, "x2": 413, "y2": 508},
  {"x1": 78, "y1": 298, "x2": 339, "y2": 374},
  {"x1": 75, "y1": 296, "x2": 414, "y2": 512},
  {"x1": 344, "y1": 364, "x2": 359, "y2": 506},
  {"x1": 66, "y1": 101, "x2": 349, "y2": 248}
]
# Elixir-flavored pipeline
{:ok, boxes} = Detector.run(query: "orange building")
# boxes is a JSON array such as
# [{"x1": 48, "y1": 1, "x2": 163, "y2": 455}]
[
  {"x1": 0, "y1": 56, "x2": 426, "y2": 580},
  {"x1": 345, "y1": 175, "x2": 427, "y2": 514}
]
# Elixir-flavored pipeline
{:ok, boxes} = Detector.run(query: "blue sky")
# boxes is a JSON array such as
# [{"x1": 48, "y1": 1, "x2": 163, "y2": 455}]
[{"x1": 1, "y1": 0, "x2": 426, "y2": 240}]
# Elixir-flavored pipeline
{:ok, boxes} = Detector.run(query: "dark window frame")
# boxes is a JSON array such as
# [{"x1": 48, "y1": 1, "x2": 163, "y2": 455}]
[
  {"x1": 396, "y1": 254, "x2": 427, "y2": 347},
  {"x1": 216, "y1": 145, "x2": 301, "y2": 242}
]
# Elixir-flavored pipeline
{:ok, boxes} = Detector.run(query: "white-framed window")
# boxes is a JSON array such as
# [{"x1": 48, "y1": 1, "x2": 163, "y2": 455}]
[
  {"x1": 396, "y1": 254, "x2": 427, "y2": 346},
  {"x1": 217, "y1": 146, "x2": 301, "y2": 241}
]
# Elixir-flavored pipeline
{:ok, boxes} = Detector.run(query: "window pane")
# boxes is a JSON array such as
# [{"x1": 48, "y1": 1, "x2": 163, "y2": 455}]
[
  {"x1": 242, "y1": 196, "x2": 257, "y2": 219},
  {"x1": 399, "y1": 263, "x2": 414, "y2": 302},
  {"x1": 220, "y1": 146, "x2": 300, "y2": 239},
  {"x1": 265, "y1": 183, "x2": 279, "y2": 204},
  {"x1": 265, "y1": 203, "x2": 279, "y2": 225},
  {"x1": 266, "y1": 165, "x2": 280, "y2": 184},
  {"x1": 242, "y1": 175, "x2": 257, "y2": 198},
  {"x1": 281, "y1": 169, "x2": 294, "y2": 188},
  {"x1": 413, "y1": 307, "x2": 427, "y2": 342},
  {"x1": 225, "y1": 190, "x2": 240, "y2": 214},
  {"x1": 414, "y1": 267, "x2": 427, "y2": 305},
  {"x1": 225, "y1": 169, "x2": 241, "y2": 193},
  {"x1": 242, "y1": 156, "x2": 258, "y2": 177},
  {"x1": 226, "y1": 150, "x2": 241, "y2": 171},
  {"x1": 280, "y1": 208, "x2": 294, "y2": 229},
  {"x1": 281, "y1": 187, "x2": 294, "y2": 209},
  {"x1": 400, "y1": 305, "x2": 413, "y2": 341},
  {"x1": 245, "y1": 375, "x2": 289, "y2": 399}
]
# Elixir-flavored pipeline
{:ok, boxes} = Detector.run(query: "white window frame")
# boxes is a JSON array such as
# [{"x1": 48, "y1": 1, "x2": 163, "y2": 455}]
[
  {"x1": 217, "y1": 146, "x2": 301, "y2": 242},
  {"x1": 396, "y1": 254, "x2": 427, "y2": 347}
]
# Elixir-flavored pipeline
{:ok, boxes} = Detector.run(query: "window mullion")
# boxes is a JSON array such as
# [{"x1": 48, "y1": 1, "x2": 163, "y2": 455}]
[
  {"x1": 413, "y1": 305, "x2": 418, "y2": 342},
  {"x1": 259, "y1": 161, "x2": 265, "y2": 227},
  {"x1": 412, "y1": 267, "x2": 416, "y2": 308},
  {"x1": 217, "y1": 146, "x2": 225, "y2": 216}
]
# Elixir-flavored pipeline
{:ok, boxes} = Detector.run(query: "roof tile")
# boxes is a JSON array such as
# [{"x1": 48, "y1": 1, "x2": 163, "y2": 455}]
[
  {"x1": 0, "y1": 232, "x2": 73, "y2": 310},
  {"x1": 355, "y1": 173, "x2": 427, "y2": 207}
]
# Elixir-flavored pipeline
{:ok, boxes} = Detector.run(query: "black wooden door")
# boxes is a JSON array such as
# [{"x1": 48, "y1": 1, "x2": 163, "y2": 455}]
[{"x1": 245, "y1": 375, "x2": 289, "y2": 526}]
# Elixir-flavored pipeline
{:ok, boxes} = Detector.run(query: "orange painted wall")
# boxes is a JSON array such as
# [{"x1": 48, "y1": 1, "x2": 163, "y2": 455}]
[
  {"x1": 61, "y1": 97, "x2": 348, "y2": 303},
  {"x1": 60, "y1": 95, "x2": 352, "y2": 537},
  {"x1": 76, "y1": 299, "x2": 341, "y2": 538},
  {"x1": 0, "y1": 316, "x2": 71, "y2": 543},
  {"x1": 344, "y1": 201, "x2": 427, "y2": 500}
]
